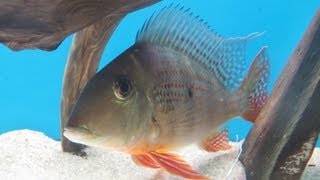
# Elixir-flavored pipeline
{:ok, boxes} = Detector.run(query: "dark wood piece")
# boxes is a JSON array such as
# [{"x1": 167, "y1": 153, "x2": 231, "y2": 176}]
[
  {"x1": 240, "y1": 8, "x2": 320, "y2": 180},
  {"x1": 0, "y1": 0, "x2": 160, "y2": 51}
]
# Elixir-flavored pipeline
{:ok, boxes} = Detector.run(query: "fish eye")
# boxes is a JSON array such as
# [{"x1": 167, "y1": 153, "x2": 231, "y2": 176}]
[{"x1": 113, "y1": 78, "x2": 133, "y2": 100}]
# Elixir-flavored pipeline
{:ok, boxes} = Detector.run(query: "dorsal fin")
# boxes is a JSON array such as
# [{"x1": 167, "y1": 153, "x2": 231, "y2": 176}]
[{"x1": 136, "y1": 4, "x2": 263, "y2": 92}]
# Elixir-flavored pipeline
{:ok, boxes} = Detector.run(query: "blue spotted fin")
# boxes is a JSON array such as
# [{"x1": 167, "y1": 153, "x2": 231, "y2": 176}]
[
  {"x1": 136, "y1": 4, "x2": 264, "y2": 92},
  {"x1": 240, "y1": 47, "x2": 270, "y2": 122}
]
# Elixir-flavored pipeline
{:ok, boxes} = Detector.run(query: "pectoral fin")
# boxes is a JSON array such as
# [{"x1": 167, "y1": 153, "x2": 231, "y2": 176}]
[
  {"x1": 200, "y1": 129, "x2": 231, "y2": 152},
  {"x1": 131, "y1": 154, "x2": 160, "y2": 169},
  {"x1": 149, "y1": 151, "x2": 208, "y2": 179}
]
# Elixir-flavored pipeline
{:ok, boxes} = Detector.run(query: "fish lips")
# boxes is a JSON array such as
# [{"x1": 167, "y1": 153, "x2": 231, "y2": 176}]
[
  {"x1": 64, "y1": 125, "x2": 118, "y2": 149},
  {"x1": 63, "y1": 126, "x2": 97, "y2": 146}
]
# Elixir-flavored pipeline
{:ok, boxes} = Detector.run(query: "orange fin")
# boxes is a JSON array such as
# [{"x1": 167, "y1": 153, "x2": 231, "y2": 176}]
[
  {"x1": 200, "y1": 129, "x2": 231, "y2": 152},
  {"x1": 240, "y1": 47, "x2": 270, "y2": 122},
  {"x1": 131, "y1": 154, "x2": 160, "y2": 169},
  {"x1": 149, "y1": 151, "x2": 208, "y2": 179}
]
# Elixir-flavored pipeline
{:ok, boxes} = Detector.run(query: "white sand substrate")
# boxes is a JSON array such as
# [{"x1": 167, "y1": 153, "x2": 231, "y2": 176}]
[{"x1": 0, "y1": 130, "x2": 318, "y2": 180}]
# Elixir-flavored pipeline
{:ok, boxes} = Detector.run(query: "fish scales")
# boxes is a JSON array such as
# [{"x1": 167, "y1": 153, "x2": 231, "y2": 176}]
[{"x1": 139, "y1": 44, "x2": 246, "y2": 146}]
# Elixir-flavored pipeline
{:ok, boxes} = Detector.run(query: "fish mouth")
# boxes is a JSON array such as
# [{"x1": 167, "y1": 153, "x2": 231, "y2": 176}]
[
  {"x1": 64, "y1": 126, "x2": 114, "y2": 149},
  {"x1": 64, "y1": 124, "x2": 129, "y2": 151},
  {"x1": 64, "y1": 126, "x2": 97, "y2": 145}
]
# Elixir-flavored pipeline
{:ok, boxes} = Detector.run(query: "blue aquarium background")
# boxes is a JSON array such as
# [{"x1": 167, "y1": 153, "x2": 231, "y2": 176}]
[{"x1": 0, "y1": 0, "x2": 319, "y2": 145}]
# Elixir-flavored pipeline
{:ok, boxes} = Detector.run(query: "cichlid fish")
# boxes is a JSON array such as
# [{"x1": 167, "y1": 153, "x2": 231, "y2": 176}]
[{"x1": 64, "y1": 5, "x2": 270, "y2": 179}]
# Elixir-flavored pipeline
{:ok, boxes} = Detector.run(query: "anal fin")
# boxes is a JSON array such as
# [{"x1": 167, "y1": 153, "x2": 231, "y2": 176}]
[
  {"x1": 131, "y1": 154, "x2": 160, "y2": 169},
  {"x1": 200, "y1": 129, "x2": 231, "y2": 152},
  {"x1": 149, "y1": 151, "x2": 208, "y2": 179}
]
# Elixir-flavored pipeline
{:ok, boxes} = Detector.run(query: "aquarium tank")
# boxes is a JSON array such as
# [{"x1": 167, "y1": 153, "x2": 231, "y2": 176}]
[
  {"x1": 0, "y1": 0, "x2": 319, "y2": 179},
  {"x1": 0, "y1": 0, "x2": 318, "y2": 142}
]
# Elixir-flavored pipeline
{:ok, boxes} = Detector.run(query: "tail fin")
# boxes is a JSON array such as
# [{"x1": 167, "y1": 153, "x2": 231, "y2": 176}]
[{"x1": 240, "y1": 47, "x2": 270, "y2": 122}]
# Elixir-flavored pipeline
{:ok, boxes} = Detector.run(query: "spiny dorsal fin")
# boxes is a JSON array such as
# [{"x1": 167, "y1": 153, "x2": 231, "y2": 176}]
[{"x1": 136, "y1": 4, "x2": 264, "y2": 92}]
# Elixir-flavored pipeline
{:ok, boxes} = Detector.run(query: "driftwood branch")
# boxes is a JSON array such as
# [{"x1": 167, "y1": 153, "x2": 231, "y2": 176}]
[
  {"x1": 60, "y1": 0, "x2": 160, "y2": 154},
  {"x1": 0, "y1": 0, "x2": 160, "y2": 51},
  {"x1": 240, "y1": 8, "x2": 320, "y2": 180}
]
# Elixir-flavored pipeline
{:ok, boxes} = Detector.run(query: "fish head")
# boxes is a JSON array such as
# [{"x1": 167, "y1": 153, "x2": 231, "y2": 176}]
[{"x1": 64, "y1": 47, "x2": 153, "y2": 150}]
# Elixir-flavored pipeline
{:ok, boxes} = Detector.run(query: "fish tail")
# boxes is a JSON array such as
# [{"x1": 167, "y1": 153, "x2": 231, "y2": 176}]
[{"x1": 240, "y1": 47, "x2": 270, "y2": 122}]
